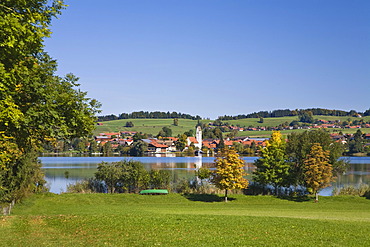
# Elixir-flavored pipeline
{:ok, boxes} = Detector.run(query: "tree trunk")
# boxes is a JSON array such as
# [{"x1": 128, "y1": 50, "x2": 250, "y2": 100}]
[
  {"x1": 225, "y1": 189, "x2": 228, "y2": 202},
  {"x1": 275, "y1": 185, "x2": 279, "y2": 196},
  {"x1": 315, "y1": 192, "x2": 319, "y2": 203}
]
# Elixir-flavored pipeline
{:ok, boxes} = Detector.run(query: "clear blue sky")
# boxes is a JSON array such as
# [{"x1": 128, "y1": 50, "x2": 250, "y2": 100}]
[{"x1": 44, "y1": 0, "x2": 370, "y2": 119}]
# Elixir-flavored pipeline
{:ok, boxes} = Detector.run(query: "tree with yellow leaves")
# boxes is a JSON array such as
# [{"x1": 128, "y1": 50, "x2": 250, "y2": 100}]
[
  {"x1": 304, "y1": 143, "x2": 333, "y2": 202},
  {"x1": 212, "y1": 149, "x2": 249, "y2": 202}
]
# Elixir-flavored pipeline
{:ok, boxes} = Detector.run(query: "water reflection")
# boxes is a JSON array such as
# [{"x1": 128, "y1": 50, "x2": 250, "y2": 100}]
[{"x1": 40, "y1": 156, "x2": 370, "y2": 195}]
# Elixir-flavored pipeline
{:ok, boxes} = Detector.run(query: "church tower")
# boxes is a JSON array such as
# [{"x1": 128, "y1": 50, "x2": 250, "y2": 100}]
[{"x1": 196, "y1": 126, "x2": 202, "y2": 149}]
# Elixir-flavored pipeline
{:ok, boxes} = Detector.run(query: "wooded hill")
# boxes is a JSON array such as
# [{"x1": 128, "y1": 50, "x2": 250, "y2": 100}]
[{"x1": 97, "y1": 108, "x2": 370, "y2": 122}]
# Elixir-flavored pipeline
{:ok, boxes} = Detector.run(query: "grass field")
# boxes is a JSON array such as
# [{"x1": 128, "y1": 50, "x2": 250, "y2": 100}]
[
  {"x1": 227, "y1": 115, "x2": 370, "y2": 128},
  {"x1": 235, "y1": 128, "x2": 370, "y2": 138},
  {"x1": 1, "y1": 193, "x2": 370, "y2": 246},
  {"x1": 94, "y1": 118, "x2": 207, "y2": 136},
  {"x1": 94, "y1": 116, "x2": 370, "y2": 138}
]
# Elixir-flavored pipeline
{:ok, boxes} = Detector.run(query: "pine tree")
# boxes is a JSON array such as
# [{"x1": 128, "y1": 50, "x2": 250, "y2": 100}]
[{"x1": 304, "y1": 143, "x2": 333, "y2": 202}]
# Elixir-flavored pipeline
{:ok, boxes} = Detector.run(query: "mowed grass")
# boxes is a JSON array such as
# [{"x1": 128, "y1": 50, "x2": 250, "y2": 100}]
[{"x1": 1, "y1": 194, "x2": 370, "y2": 246}]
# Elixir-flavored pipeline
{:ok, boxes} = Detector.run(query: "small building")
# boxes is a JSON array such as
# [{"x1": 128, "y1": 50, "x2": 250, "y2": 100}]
[{"x1": 147, "y1": 141, "x2": 169, "y2": 153}]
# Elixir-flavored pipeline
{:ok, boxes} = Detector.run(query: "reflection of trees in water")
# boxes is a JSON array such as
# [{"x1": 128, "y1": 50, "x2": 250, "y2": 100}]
[{"x1": 333, "y1": 163, "x2": 370, "y2": 186}]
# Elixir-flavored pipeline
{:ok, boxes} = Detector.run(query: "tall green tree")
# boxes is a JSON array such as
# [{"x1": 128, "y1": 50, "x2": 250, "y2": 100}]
[
  {"x1": 298, "y1": 111, "x2": 315, "y2": 123},
  {"x1": 304, "y1": 143, "x2": 333, "y2": 202},
  {"x1": 0, "y1": 1, "x2": 100, "y2": 203},
  {"x1": 253, "y1": 131, "x2": 289, "y2": 195},
  {"x1": 95, "y1": 162, "x2": 122, "y2": 193},
  {"x1": 118, "y1": 160, "x2": 149, "y2": 193},
  {"x1": 175, "y1": 134, "x2": 187, "y2": 152},
  {"x1": 349, "y1": 129, "x2": 364, "y2": 154},
  {"x1": 125, "y1": 121, "x2": 134, "y2": 127},
  {"x1": 212, "y1": 149, "x2": 249, "y2": 202},
  {"x1": 132, "y1": 132, "x2": 147, "y2": 141},
  {"x1": 173, "y1": 118, "x2": 179, "y2": 126},
  {"x1": 130, "y1": 140, "x2": 148, "y2": 156},
  {"x1": 102, "y1": 142, "x2": 113, "y2": 156},
  {"x1": 89, "y1": 139, "x2": 99, "y2": 154},
  {"x1": 216, "y1": 135, "x2": 225, "y2": 152},
  {"x1": 157, "y1": 127, "x2": 172, "y2": 138},
  {"x1": 149, "y1": 170, "x2": 170, "y2": 189},
  {"x1": 95, "y1": 160, "x2": 150, "y2": 193}
]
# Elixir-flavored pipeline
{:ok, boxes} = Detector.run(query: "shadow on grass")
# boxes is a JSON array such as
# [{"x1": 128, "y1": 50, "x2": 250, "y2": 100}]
[
  {"x1": 183, "y1": 194, "x2": 236, "y2": 202},
  {"x1": 277, "y1": 195, "x2": 310, "y2": 202}
]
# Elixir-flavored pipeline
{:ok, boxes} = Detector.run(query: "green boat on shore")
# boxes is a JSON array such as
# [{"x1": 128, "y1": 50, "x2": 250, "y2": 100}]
[{"x1": 139, "y1": 189, "x2": 169, "y2": 195}]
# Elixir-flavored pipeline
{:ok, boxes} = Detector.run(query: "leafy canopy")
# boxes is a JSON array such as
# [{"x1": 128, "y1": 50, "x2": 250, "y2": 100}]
[
  {"x1": 0, "y1": 0, "x2": 100, "y2": 203},
  {"x1": 212, "y1": 149, "x2": 248, "y2": 201},
  {"x1": 253, "y1": 131, "x2": 290, "y2": 194},
  {"x1": 304, "y1": 143, "x2": 333, "y2": 201}
]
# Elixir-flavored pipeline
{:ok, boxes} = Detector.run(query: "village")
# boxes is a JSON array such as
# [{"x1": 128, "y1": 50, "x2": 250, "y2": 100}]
[{"x1": 93, "y1": 122, "x2": 370, "y2": 155}]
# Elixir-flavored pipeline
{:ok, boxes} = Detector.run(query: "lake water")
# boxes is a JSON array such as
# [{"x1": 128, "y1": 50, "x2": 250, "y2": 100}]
[{"x1": 40, "y1": 156, "x2": 370, "y2": 196}]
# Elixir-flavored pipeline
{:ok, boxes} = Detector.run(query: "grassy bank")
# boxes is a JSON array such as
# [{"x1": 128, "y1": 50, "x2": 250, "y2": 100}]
[{"x1": 1, "y1": 193, "x2": 370, "y2": 246}]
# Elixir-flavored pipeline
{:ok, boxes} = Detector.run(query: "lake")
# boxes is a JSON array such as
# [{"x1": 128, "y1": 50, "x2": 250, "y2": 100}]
[{"x1": 40, "y1": 156, "x2": 370, "y2": 196}]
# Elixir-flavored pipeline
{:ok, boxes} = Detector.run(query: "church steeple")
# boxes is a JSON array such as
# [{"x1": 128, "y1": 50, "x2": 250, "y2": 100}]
[{"x1": 196, "y1": 126, "x2": 202, "y2": 149}]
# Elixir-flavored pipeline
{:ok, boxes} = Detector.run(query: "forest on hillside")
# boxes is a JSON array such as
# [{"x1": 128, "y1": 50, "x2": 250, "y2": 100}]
[{"x1": 97, "y1": 108, "x2": 370, "y2": 122}]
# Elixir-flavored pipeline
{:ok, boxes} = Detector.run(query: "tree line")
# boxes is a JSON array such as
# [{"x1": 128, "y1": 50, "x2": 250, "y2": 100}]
[
  {"x1": 200, "y1": 129, "x2": 347, "y2": 202},
  {"x1": 251, "y1": 130, "x2": 347, "y2": 201},
  {"x1": 97, "y1": 111, "x2": 202, "y2": 121},
  {"x1": 217, "y1": 108, "x2": 370, "y2": 120}
]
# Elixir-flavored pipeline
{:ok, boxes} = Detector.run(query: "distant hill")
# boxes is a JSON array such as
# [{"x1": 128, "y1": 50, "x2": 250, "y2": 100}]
[
  {"x1": 97, "y1": 108, "x2": 370, "y2": 122},
  {"x1": 94, "y1": 115, "x2": 370, "y2": 138},
  {"x1": 97, "y1": 111, "x2": 201, "y2": 122},
  {"x1": 217, "y1": 108, "x2": 370, "y2": 120}
]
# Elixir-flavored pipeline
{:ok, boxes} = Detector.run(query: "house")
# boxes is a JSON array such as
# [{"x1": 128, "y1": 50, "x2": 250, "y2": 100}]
[
  {"x1": 121, "y1": 131, "x2": 137, "y2": 136},
  {"x1": 99, "y1": 132, "x2": 120, "y2": 138},
  {"x1": 117, "y1": 138, "x2": 134, "y2": 146},
  {"x1": 147, "y1": 141, "x2": 169, "y2": 153},
  {"x1": 202, "y1": 140, "x2": 217, "y2": 149},
  {"x1": 95, "y1": 136, "x2": 112, "y2": 143},
  {"x1": 156, "y1": 138, "x2": 177, "y2": 152}
]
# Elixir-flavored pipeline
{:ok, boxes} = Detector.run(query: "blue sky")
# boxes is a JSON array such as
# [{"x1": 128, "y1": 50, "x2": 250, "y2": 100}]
[{"x1": 44, "y1": 0, "x2": 370, "y2": 119}]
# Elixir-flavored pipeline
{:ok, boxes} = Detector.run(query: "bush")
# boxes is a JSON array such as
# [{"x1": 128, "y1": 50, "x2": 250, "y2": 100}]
[
  {"x1": 67, "y1": 178, "x2": 105, "y2": 193},
  {"x1": 243, "y1": 182, "x2": 274, "y2": 195},
  {"x1": 172, "y1": 178, "x2": 222, "y2": 195},
  {"x1": 332, "y1": 184, "x2": 370, "y2": 197}
]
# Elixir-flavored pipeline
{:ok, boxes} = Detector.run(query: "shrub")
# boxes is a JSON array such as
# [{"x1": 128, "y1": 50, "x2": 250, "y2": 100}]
[
  {"x1": 332, "y1": 184, "x2": 370, "y2": 197},
  {"x1": 67, "y1": 178, "x2": 105, "y2": 193}
]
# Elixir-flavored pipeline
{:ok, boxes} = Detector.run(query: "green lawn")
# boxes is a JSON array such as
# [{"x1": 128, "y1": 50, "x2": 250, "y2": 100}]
[{"x1": 1, "y1": 193, "x2": 369, "y2": 246}]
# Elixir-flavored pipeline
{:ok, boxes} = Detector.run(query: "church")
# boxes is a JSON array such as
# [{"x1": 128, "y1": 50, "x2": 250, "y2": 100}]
[{"x1": 186, "y1": 126, "x2": 202, "y2": 150}]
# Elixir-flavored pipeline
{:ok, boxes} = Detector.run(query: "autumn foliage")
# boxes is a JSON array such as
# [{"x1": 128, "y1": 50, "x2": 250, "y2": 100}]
[
  {"x1": 304, "y1": 143, "x2": 333, "y2": 202},
  {"x1": 213, "y1": 149, "x2": 249, "y2": 202}
]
